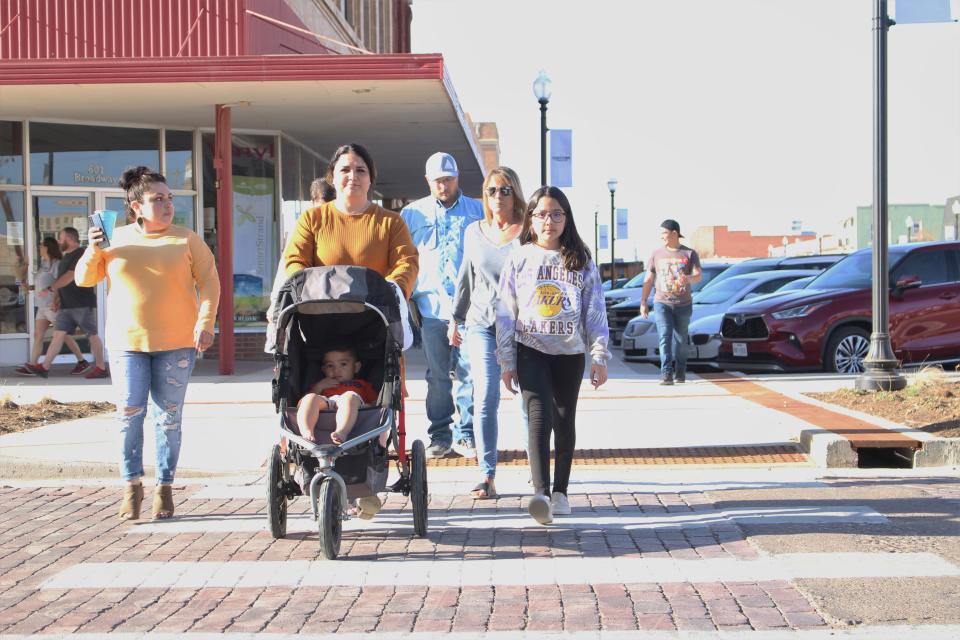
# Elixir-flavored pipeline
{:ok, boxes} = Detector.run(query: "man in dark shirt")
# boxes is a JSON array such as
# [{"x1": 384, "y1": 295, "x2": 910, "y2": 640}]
[
  {"x1": 640, "y1": 219, "x2": 702, "y2": 385},
  {"x1": 26, "y1": 227, "x2": 108, "y2": 379}
]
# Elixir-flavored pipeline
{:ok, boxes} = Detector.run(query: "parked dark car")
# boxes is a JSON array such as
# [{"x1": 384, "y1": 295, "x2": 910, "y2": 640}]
[
  {"x1": 606, "y1": 261, "x2": 732, "y2": 346},
  {"x1": 718, "y1": 242, "x2": 960, "y2": 373},
  {"x1": 602, "y1": 277, "x2": 631, "y2": 291},
  {"x1": 699, "y1": 254, "x2": 847, "y2": 293}
]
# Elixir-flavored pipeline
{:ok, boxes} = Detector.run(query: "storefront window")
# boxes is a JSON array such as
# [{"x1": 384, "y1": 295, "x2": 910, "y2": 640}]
[
  {"x1": 30, "y1": 123, "x2": 159, "y2": 187},
  {"x1": 202, "y1": 133, "x2": 277, "y2": 328},
  {"x1": 0, "y1": 191, "x2": 27, "y2": 335},
  {"x1": 0, "y1": 122, "x2": 24, "y2": 185},
  {"x1": 165, "y1": 130, "x2": 194, "y2": 190}
]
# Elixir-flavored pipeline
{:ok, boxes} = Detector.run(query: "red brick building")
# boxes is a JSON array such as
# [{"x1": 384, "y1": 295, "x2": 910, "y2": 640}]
[
  {"x1": 689, "y1": 226, "x2": 811, "y2": 259},
  {"x1": 0, "y1": 0, "x2": 486, "y2": 370}
]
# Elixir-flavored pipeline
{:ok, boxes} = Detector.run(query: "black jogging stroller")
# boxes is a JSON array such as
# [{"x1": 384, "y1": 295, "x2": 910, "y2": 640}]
[{"x1": 266, "y1": 265, "x2": 428, "y2": 559}]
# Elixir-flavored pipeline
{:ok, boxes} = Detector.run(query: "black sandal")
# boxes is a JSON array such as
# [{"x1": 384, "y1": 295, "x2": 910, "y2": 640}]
[{"x1": 470, "y1": 480, "x2": 498, "y2": 500}]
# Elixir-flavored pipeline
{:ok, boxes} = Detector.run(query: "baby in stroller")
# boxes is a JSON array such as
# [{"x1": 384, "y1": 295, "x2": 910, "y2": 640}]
[{"x1": 297, "y1": 342, "x2": 385, "y2": 447}]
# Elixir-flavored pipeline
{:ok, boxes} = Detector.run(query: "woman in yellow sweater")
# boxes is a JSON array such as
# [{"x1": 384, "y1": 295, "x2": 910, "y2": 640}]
[
  {"x1": 75, "y1": 166, "x2": 220, "y2": 522},
  {"x1": 283, "y1": 143, "x2": 419, "y2": 298},
  {"x1": 283, "y1": 143, "x2": 417, "y2": 520}
]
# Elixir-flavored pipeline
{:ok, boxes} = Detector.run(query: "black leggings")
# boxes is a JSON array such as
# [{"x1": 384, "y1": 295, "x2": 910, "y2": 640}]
[{"x1": 516, "y1": 343, "x2": 585, "y2": 496}]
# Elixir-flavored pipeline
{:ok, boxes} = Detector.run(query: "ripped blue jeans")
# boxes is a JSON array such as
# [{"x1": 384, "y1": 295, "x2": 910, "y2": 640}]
[{"x1": 111, "y1": 348, "x2": 196, "y2": 483}]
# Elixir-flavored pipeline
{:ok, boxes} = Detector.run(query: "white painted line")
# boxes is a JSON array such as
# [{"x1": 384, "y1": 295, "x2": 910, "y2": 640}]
[
  {"x1": 8, "y1": 627, "x2": 960, "y2": 640},
  {"x1": 7, "y1": 626, "x2": 960, "y2": 639},
  {"x1": 187, "y1": 474, "x2": 829, "y2": 500},
  {"x1": 41, "y1": 552, "x2": 959, "y2": 589},
  {"x1": 125, "y1": 504, "x2": 887, "y2": 535}
]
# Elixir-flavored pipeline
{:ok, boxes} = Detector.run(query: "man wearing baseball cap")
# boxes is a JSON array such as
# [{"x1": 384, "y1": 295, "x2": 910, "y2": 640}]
[
  {"x1": 640, "y1": 219, "x2": 702, "y2": 385},
  {"x1": 401, "y1": 152, "x2": 483, "y2": 458}
]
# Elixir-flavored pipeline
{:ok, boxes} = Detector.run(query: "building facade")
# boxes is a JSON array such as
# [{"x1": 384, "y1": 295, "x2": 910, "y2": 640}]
[
  {"x1": 688, "y1": 225, "x2": 813, "y2": 259},
  {"x1": 841, "y1": 203, "x2": 950, "y2": 251},
  {"x1": 0, "y1": 0, "x2": 485, "y2": 369}
]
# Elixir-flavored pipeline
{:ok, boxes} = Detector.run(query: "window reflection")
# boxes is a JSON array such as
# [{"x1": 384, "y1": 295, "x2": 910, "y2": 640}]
[
  {"x1": 30, "y1": 123, "x2": 159, "y2": 187},
  {"x1": 0, "y1": 122, "x2": 24, "y2": 185},
  {"x1": 0, "y1": 191, "x2": 27, "y2": 334}
]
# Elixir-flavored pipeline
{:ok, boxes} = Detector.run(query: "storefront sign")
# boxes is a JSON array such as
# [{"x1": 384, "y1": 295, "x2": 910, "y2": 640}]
[{"x1": 232, "y1": 176, "x2": 274, "y2": 326}]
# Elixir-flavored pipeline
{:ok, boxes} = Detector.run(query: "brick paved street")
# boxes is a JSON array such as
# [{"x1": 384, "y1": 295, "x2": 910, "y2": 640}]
[{"x1": 1, "y1": 469, "x2": 959, "y2": 637}]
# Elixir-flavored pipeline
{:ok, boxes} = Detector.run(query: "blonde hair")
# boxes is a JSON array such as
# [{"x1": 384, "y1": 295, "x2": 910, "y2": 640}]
[{"x1": 481, "y1": 166, "x2": 525, "y2": 225}]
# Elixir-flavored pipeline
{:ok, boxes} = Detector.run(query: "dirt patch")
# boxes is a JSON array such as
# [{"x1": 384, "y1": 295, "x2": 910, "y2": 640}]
[
  {"x1": 809, "y1": 377, "x2": 960, "y2": 438},
  {"x1": 0, "y1": 397, "x2": 115, "y2": 435}
]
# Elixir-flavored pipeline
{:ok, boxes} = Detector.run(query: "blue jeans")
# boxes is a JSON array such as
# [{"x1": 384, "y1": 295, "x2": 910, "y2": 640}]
[
  {"x1": 653, "y1": 302, "x2": 693, "y2": 376},
  {"x1": 111, "y1": 348, "x2": 196, "y2": 483},
  {"x1": 464, "y1": 324, "x2": 500, "y2": 477},
  {"x1": 420, "y1": 316, "x2": 473, "y2": 446}
]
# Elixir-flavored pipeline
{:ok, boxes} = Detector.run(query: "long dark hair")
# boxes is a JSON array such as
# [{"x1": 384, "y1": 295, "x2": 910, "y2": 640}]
[
  {"x1": 325, "y1": 143, "x2": 377, "y2": 185},
  {"x1": 42, "y1": 236, "x2": 62, "y2": 261},
  {"x1": 520, "y1": 186, "x2": 591, "y2": 272},
  {"x1": 120, "y1": 166, "x2": 167, "y2": 223}
]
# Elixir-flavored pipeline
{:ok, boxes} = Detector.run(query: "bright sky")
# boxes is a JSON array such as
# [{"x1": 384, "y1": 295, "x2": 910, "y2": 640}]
[{"x1": 412, "y1": 0, "x2": 960, "y2": 262}]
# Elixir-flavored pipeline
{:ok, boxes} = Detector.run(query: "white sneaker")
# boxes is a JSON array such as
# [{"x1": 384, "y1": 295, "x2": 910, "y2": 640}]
[
  {"x1": 451, "y1": 438, "x2": 476, "y2": 459},
  {"x1": 550, "y1": 492, "x2": 571, "y2": 515},
  {"x1": 528, "y1": 494, "x2": 553, "y2": 524}
]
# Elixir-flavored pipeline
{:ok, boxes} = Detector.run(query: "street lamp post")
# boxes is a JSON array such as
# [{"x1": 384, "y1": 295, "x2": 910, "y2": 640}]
[
  {"x1": 594, "y1": 207, "x2": 599, "y2": 264},
  {"x1": 905, "y1": 215, "x2": 914, "y2": 243},
  {"x1": 856, "y1": 0, "x2": 906, "y2": 392},
  {"x1": 607, "y1": 178, "x2": 618, "y2": 285},
  {"x1": 532, "y1": 70, "x2": 552, "y2": 187}
]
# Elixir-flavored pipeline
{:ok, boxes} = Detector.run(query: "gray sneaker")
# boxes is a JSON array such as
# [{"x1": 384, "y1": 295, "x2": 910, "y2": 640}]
[
  {"x1": 659, "y1": 373, "x2": 674, "y2": 386},
  {"x1": 426, "y1": 441, "x2": 452, "y2": 459},
  {"x1": 528, "y1": 494, "x2": 553, "y2": 524}
]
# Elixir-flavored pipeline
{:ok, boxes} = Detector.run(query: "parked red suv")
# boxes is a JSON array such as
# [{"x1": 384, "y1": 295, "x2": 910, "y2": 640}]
[{"x1": 718, "y1": 242, "x2": 960, "y2": 373}]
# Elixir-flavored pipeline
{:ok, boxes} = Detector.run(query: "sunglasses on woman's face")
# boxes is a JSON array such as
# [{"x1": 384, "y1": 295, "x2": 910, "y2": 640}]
[
  {"x1": 531, "y1": 210, "x2": 566, "y2": 223},
  {"x1": 485, "y1": 185, "x2": 513, "y2": 197}
]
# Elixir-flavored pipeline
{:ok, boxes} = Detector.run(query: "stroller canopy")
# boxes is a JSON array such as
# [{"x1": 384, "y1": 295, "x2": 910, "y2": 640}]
[{"x1": 267, "y1": 266, "x2": 403, "y2": 356}]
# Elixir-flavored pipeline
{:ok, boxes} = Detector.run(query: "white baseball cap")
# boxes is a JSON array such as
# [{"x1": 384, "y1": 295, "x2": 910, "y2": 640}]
[{"x1": 425, "y1": 152, "x2": 459, "y2": 180}]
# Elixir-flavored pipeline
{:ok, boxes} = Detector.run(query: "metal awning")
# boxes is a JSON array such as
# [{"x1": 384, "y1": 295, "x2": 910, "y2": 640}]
[{"x1": 0, "y1": 53, "x2": 484, "y2": 198}]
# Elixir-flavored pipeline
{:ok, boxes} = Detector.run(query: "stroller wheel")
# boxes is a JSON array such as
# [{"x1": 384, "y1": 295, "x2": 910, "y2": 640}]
[
  {"x1": 317, "y1": 477, "x2": 342, "y2": 560},
  {"x1": 266, "y1": 444, "x2": 287, "y2": 539},
  {"x1": 411, "y1": 439, "x2": 429, "y2": 537}
]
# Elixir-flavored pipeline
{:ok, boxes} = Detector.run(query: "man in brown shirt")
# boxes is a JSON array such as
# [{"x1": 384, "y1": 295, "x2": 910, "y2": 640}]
[{"x1": 640, "y1": 219, "x2": 701, "y2": 385}]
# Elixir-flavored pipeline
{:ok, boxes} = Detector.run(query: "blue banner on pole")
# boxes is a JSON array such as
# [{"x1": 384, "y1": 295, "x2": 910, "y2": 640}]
[
  {"x1": 896, "y1": 0, "x2": 952, "y2": 23},
  {"x1": 599, "y1": 225, "x2": 609, "y2": 250},
  {"x1": 549, "y1": 129, "x2": 572, "y2": 187},
  {"x1": 616, "y1": 208, "x2": 628, "y2": 239}
]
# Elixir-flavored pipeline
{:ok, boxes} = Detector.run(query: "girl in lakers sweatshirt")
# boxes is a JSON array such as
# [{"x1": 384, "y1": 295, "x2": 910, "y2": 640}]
[{"x1": 495, "y1": 186, "x2": 610, "y2": 524}]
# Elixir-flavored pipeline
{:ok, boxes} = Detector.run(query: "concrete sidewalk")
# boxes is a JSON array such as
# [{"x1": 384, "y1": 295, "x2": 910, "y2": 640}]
[{"x1": 1, "y1": 349, "x2": 957, "y2": 479}]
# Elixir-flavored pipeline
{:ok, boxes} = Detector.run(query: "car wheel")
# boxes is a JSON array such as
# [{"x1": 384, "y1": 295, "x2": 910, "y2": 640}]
[{"x1": 825, "y1": 326, "x2": 870, "y2": 374}]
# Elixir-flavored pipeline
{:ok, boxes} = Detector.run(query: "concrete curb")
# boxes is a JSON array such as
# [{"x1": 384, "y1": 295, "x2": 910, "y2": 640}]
[
  {"x1": 766, "y1": 381, "x2": 960, "y2": 469},
  {"x1": 799, "y1": 428, "x2": 858, "y2": 468},
  {"x1": 0, "y1": 456, "x2": 262, "y2": 481}
]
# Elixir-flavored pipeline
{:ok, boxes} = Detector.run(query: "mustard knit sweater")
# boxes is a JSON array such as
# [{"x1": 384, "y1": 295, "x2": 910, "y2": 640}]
[
  {"x1": 75, "y1": 224, "x2": 220, "y2": 352},
  {"x1": 283, "y1": 202, "x2": 419, "y2": 298}
]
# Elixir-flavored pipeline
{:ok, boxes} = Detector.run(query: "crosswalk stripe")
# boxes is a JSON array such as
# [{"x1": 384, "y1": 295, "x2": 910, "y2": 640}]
[
  {"x1": 41, "y1": 552, "x2": 959, "y2": 589},
  {"x1": 124, "y1": 504, "x2": 886, "y2": 535},
  {"x1": 6, "y1": 627, "x2": 960, "y2": 639},
  {"x1": 7, "y1": 629, "x2": 960, "y2": 639},
  {"x1": 187, "y1": 476, "x2": 829, "y2": 500}
]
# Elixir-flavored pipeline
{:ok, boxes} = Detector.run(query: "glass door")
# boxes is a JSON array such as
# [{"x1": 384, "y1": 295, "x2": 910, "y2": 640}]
[{"x1": 31, "y1": 193, "x2": 93, "y2": 363}]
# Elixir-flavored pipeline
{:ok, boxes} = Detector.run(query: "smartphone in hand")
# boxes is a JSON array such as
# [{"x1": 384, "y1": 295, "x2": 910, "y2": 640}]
[{"x1": 89, "y1": 210, "x2": 118, "y2": 249}]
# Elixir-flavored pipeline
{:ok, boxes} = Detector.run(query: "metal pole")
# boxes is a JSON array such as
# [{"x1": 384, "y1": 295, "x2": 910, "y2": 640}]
[
  {"x1": 594, "y1": 209, "x2": 599, "y2": 264},
  {"x1": 539, "y1": 99, "x2": 548, "y2": 187},
  {"x1": 856, "y1": 0, "x2": 905, "y2": 391},
  {"x1": 609, "y1": 190, "x2": 616, "y2": 285},
  {"x1": 215, "y1": 104, "x2": 235, "y2": 375}
]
